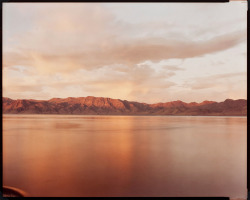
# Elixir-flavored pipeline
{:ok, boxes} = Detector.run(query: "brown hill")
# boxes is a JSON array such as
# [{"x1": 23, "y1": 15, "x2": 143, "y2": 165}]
[{"x1": 2, "y1": 96, "x2": 247, "y2": 116}]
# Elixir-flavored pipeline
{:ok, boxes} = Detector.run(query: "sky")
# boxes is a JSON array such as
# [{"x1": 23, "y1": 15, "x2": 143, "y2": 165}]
[{"x1": 2, "y1": 2, "x2": 247, "y2": 103}]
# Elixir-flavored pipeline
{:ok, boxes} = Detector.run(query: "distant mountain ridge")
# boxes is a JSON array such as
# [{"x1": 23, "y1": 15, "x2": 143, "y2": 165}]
[{"x1": 2, "y1": 96, "x2": 247, "y2": 116}]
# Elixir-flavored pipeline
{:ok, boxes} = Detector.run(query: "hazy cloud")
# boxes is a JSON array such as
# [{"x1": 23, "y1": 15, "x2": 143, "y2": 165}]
[
  {"x1": 2, "y1": 3, "x2": 247, "y2": 102},
  {"x1": 162, "y1": 65, "x2": 185, "y2": 71},
  {"x1": 184, "y1": 72, "x2": 246, "y2": 90},
  {"x1": 3, "y1": 29, "x2": 246, "y2": 75}
]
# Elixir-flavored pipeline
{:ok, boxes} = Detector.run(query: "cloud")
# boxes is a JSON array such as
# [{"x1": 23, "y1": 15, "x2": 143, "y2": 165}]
[
  {"x1": 3, "y1": 62, "x2": 177, "y2": 103},
  {"x1": 184, "y1": 72, "x2": 246, "y2": 90},
  {"x1": 7, "y1": 85, "x2": 44, "y2": 93},
  {"x1": 3, "y1": 3, "x2": 246, "y2": 74},
  {"x1": 159, "y1": 71, "x2": 247, "y2": 103},
  {"x1": 3, "y1": 51, "x2": 31, "y2": 68},
  {"x1": 3, "y1": 29, "x2": 246, "y2": 75},
  {"x1": 162, "y1": 65, "x2": 184, "y2": 71},
  {"x1": 2, "y1": 3, "x2": 247, "y2": 102}
]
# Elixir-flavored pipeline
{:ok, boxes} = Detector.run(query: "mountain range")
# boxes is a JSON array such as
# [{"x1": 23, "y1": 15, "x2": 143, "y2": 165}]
[{"x1": 2, "y1": 96, "x2": 247, "y2": 116}]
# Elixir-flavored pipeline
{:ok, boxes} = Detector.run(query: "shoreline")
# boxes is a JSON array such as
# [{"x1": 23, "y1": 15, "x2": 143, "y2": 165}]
[{"x1": 2, "y1": 113, "x2": 247, "y2": 117}]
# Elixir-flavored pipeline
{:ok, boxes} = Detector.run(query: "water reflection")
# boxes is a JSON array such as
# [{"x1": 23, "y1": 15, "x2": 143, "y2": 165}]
[{"x1": 3, "y1": 115, "x2": 247, "y2": 198}]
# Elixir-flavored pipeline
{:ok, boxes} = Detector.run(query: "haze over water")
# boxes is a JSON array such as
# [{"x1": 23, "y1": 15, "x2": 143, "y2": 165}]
[{"x1": 3, "y1": 115, "x2": 247, "y2": 198}]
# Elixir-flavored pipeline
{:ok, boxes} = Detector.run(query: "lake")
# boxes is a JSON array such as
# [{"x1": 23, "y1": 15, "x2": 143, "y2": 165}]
[{"x1": 2, "y1": 115, "x2": 247, "y2": 198}]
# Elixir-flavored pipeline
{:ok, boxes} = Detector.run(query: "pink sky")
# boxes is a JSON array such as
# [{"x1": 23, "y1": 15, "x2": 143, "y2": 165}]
[{"x1": 2, "y1": 2, "x2": 247, "y2": 103}]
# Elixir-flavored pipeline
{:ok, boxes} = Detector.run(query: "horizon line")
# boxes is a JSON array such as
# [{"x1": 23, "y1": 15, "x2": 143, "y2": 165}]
[{"x1": 2, "y1": 96, "x2": 247, "y2": 105}]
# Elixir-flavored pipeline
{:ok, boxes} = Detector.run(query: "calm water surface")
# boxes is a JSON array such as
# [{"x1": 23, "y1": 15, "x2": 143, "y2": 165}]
[{"x1": 3, "y1": 115, "x2": 247, "y2": 198}]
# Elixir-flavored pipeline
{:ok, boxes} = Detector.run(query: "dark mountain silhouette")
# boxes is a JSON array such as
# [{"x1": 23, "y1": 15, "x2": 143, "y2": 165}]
[{"x1": 2, "y1": 96, "x2": 247, "y2": 116}]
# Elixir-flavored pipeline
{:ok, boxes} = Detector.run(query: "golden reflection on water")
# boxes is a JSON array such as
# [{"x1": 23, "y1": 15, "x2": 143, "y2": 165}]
[{"x1": 3, "y1": 115, "x2": 247, "y2": 198}]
